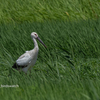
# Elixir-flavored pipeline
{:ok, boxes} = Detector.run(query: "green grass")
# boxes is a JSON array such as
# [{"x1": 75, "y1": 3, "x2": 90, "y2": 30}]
[
  {"x1": 0, "y1": 19, "x2": 100, "y2": 99},
  {"x1": 0, "y1": 0, "x2": 100, "y2": 23},
  {"x1": 0, "y1": 0, "x2": 100, "y2": 99}
]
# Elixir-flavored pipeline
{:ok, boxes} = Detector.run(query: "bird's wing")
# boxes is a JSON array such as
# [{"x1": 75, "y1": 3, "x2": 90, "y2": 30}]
[{"x1": 16, "y1": 53, "x2": 31, "y2": 66}]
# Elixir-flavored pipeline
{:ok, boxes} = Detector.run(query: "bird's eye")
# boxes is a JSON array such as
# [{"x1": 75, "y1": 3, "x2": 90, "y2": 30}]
[{"x1": 35, "y1": 34, "x2": 37, "y2": 36}]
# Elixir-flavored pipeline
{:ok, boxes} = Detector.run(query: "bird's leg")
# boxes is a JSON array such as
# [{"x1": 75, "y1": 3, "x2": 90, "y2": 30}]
[
  {"x1": 29, "y1": 70, "x2": 32, "y2": 74},
  {"x1": 28, "y1": 67, "x2": 33, "y2": 77},
  {"x1": 25, "y1": 73, "x2": 27, "y2": 75}
]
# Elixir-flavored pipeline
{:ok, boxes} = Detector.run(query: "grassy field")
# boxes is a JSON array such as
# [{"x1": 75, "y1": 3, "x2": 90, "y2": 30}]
[
  {"x1": 0, "y1": 0, "x2": 100, "y2": 100},
  {"x1": 0, "y1": 19, "x2": 100, "y2": 99},
  {"x1": 0, "y1": 0, "x2": 100, "y2": 23}
]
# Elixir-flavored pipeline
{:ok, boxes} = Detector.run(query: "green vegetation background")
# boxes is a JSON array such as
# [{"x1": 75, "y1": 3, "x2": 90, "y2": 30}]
[
  {"x1": 0, "y1": 0, "x2": 99, "y2": 23},
  {"x1": 0, "y1": 0, "x2": 100, "y2": 100}
]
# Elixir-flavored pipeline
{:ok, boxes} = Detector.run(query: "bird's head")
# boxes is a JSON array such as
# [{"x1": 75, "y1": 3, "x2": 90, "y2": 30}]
[
  {"x1": 31, "y1": 32, "x2": 38, "y2": 39},
  {"x1": 31, "y1": 32, "x2": 47, "y2": 48}
]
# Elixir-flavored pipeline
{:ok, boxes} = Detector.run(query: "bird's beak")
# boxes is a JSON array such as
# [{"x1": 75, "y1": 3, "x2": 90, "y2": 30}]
[{"x1": 37, "y1": 37, "x2": 47, "y2": 48}]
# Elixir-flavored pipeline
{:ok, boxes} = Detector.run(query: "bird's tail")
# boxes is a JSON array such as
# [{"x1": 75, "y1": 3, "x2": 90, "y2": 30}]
[{"x1": 12, "y1": 63, "x2": 18, "y2": 69}]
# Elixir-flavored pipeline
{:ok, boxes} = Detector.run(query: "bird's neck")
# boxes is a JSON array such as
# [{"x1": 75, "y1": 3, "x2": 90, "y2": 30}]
[{"x1": 32, "y1": 38, "x2": 39, "y2": 50}]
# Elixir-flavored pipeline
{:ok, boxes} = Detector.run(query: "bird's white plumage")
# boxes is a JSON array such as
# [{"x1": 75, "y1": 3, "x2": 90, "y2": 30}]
[
  {"x1": 25, "y1": 51, "x2": 29, "y2": 53},
  {"x1": 12, "y1": 32, "x2": 46, "y2": 73},
  {"x1": 16, "y1": 53, "x2": 31, "y2": 66}
]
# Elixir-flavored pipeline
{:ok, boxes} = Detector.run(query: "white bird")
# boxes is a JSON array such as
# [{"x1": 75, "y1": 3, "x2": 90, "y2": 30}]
[{"x1": 12, "y1": 32, "x2": 47, "y2": 73}]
